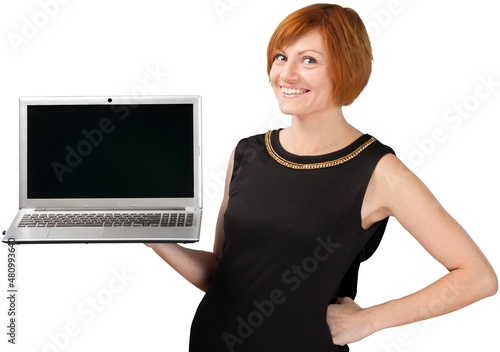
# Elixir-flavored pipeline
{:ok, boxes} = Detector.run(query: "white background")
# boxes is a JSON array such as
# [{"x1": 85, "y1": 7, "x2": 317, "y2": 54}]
[{"x1": 1, "y1": 0, "x2": 499, "y2": 351}]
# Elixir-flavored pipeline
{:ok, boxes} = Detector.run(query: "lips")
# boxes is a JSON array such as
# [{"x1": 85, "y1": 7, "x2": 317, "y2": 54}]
[{"x1": 281, "y1": 86, "x2": 310, "y2": 96}]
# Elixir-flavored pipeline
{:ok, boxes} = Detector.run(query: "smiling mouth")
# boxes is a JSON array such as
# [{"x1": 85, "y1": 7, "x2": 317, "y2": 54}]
[{"x1": 281, "y1": 87, "x2": 310, "y2": 96}]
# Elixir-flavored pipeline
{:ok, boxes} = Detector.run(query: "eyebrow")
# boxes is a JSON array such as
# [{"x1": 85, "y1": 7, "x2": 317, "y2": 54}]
[
  {"x1": 278, "y1": 48, "x2": 325, "y2": 57},
  {"x1": 298, "y1": 49, "x2": 324, "y2": 56}
]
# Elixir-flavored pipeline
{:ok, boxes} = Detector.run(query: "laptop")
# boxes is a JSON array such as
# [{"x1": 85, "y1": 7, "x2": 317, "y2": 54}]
[{"x1": 2, "y1": 95, "x2": 202, "y2": 244}]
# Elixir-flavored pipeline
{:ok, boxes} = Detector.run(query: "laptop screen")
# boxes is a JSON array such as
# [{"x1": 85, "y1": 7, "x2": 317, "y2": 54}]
[{"x1": 26, "y1": 103, "x2": 194, "y2": 199}]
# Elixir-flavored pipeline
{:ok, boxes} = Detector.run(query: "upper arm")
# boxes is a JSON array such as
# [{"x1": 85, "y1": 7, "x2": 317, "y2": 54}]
[
  {"x1": 369, "y1": 154, "x2": 492, "y2": 273},
  {"x1": 213, "y1": 148, "x2": 235, "y2": 260}
]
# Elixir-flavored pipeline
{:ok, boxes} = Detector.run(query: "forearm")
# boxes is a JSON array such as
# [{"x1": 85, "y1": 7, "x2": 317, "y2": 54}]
[
  {"x1": 365, "y1": 266, "x2": 497, "y2": 334},
  {"x1": 148, "y1": 243, "x2": 219, "y2": 292}
]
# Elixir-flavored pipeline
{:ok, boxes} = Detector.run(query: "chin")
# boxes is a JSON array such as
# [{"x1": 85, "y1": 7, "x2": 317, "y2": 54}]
[
  {"x1": 277, "y1": 105, "x2": 306, "y2": 117},
  {"x1": 276, "y1": 100, "x2": 301, "y2": 116}
]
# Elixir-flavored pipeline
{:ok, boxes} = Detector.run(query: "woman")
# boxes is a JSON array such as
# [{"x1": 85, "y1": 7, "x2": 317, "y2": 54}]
[{"x1": 147, "y1": 4, "x2": 497, "y2": 351}]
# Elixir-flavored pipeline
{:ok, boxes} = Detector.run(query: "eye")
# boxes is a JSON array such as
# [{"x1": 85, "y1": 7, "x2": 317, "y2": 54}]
[
  {"x1": 303, "y1": 57, "x2": 317, "y2": 65},
  {"x1": 274, "y1": 53, "x2": 287, "y2": 62}
]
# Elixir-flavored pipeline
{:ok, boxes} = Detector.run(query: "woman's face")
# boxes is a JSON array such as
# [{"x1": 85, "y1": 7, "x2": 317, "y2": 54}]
[{"x1": 269, "y1": 29, "x2": 335, "y2": 118}]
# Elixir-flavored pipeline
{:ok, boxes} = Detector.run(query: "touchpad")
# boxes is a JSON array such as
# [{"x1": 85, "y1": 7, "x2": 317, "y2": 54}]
[{"x1": 48, "y1": 228, "x2": 104, "y2": 239}]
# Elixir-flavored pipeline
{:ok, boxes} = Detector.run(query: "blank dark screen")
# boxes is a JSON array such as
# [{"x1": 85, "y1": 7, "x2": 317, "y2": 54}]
[{"x1": 27, "y1": 104, "x2": 194, "y2": 199}]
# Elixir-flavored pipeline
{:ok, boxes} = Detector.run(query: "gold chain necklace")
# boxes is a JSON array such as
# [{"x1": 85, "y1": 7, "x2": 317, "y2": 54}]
[{"x1": 264, "y1": 130, "x2": 376, "y2": 170}]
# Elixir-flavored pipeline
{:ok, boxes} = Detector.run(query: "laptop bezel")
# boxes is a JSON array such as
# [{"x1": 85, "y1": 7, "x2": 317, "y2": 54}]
[{"x1": 18, "y1": 95, "x2": 202, "y2": 211}]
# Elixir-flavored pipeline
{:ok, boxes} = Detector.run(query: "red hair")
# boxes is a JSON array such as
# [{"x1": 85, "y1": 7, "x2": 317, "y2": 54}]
[{"x1": 267, "y1": 4, "x2": 373, "y2": 106}]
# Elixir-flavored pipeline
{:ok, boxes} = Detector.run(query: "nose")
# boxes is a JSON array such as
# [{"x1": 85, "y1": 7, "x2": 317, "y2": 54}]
[{"x1": 281, "y1": 61, "x2": 300, "y2": 82}]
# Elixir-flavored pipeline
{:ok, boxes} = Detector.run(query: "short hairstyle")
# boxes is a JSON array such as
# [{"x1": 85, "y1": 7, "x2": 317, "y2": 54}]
[{"x1": 267, "y1": 4, "x2": 373, "y2": 106}]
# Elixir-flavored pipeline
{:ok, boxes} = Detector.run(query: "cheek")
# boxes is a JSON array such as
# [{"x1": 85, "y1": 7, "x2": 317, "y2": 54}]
[
  {"x1": 310, "y1": 73, "x2": 334, "y2": 96},
  {"x1": 269, "y1": 65, "x2": 280, "y2": 87}
]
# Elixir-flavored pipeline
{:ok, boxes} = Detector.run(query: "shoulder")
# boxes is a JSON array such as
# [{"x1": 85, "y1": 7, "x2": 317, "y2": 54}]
[
  {"x1": 232, "y1": 131, "x2": 268, "y2": 164},
  {"x1": 363, "y1": 136, "x2": 395, "y2": 161},
  {"x1": 372, "y1": 151, "x2": 416, "y2": 190},
  {"x1": 235, "y1": 131, "x2": 267, "y2": 148},
  {"x1": 369, "y1": 149, "x2": 436, "y2": 218},
  {"x1": 361, "y1": 148, "x2": 432, "y2": 228},
  {"x1": 349, "y1": 135, "x2": 396, "y2": 185}
]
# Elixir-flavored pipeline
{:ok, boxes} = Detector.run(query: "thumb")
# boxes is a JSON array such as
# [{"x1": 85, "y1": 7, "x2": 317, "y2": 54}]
[{"x1": 336, "y1": 297, "x2": 354, "y2": 304}]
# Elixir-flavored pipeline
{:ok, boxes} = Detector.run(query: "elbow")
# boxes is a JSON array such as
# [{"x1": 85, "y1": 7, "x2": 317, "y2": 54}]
[
  {"x1": 194, "y1": 260, "x2": 219, "y2": 292},
  {"x1": 197, "y1": 274, "x2": 216, "y2": 292},
  {"x1": 485, "y1": 269, "x2": 498, "y2": 297},
  {"x1": 454, "y1": 261, "x2": 498, "y2": 302},
  {"x1": 196, "y1": 278, "x2": 212, "y2": 292},
  {"x1": 478, "y1": 265, "x2": 498, "y2": 299}
]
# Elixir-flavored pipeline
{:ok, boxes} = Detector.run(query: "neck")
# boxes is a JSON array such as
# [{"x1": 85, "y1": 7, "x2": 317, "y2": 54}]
[{"x1": 281, "y1": 108, "x2": 362, "y2": 155}]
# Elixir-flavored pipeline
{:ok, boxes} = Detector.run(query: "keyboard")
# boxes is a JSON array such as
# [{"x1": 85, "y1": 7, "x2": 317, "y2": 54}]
[{"x1": 18, "y1": 212, "x2": 194, "y2": 228}]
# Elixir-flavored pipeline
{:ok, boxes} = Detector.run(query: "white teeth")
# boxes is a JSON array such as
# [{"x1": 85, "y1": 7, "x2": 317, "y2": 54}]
[{"x1": 282, "y1": 87, "x2": 308, "y2": 95}]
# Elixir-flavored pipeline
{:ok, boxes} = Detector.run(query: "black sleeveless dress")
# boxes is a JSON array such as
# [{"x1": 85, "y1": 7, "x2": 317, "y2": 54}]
[{"x1": 189, "y1": 130, "x2": 395, "y2": 352}]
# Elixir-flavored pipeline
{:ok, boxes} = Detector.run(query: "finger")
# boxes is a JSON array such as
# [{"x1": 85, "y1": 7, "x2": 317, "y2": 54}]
[{"x1": 337, "y1": 296, "x2": 354, "y2": 304}]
